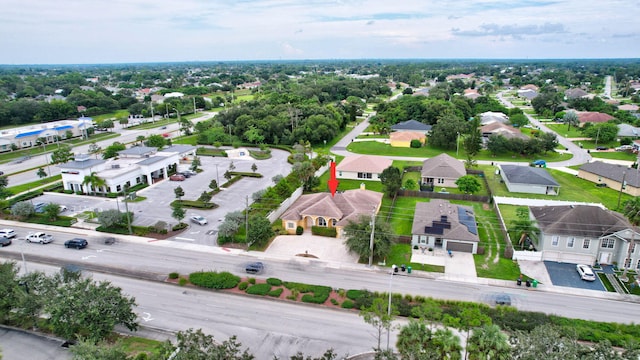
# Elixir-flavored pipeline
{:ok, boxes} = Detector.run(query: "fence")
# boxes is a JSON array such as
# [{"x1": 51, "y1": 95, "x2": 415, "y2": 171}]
[{"x1": 398, "y1": 189, "x2": 490, "y2": 203}]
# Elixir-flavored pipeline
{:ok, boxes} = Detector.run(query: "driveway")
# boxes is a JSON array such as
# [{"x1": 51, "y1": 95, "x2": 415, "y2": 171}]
[
  {"x1": 544, "y1": 261, "x2": 606, "y2": 291},
  {"x1": 265, "y1": 234, "x2": 359, "y2": 264}
]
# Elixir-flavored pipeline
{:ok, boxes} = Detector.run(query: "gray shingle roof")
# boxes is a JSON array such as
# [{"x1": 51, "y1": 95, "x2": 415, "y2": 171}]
[
  {"x1": 421, "y1": 154, "x2": 465, "y2": 179},
  {"x1": 163, "y1": 145, "x2": 197, "y2": 154},
  {"x1": 411, "y1": 200, "x2": 479, "y2": 242},
  {"x1": 136, "y1": 156, "x2": 166, "y2": 165},
  {"x1": 391, "y1": 120, "x2": 432, "y2": 132},
  {"x1": 118, "y1": 146, "x2": 156, "y2": 156},
  {"x1": 500, "y1": 165, "x2": 559, "y2": 186},
  {"x1": 58, "y1": 158, "x2": 105, "y2": 169},
  {"x1": 579, "y1": 161, "x2": 639, "y2": 187},
  {"x1": 530, "y1": 205, "x2": 631, "y2": 237}
]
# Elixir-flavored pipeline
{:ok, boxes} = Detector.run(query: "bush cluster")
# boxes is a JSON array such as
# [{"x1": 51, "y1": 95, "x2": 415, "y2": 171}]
[
  {"x1": 238, "y1": 282, "x2": 249, "y2": 290},
  {"x1": 311, "y1": 226, "x2": 337, "y2": 237},
  {"x1": 266, "y1": 278, "x2": 282, "y2": 286},
  {"x1": 268, "y1": 288, "x2": 283, "y2": 297},
  {"x1": 246, "y1": 283, "x2": 272, "y2": 295},
  {"x1": 188, "y1": 271, "x2": 240, "y2": 289},
  {"x1": 168, "y1": 272, "x2": 179, "y2": 279}
]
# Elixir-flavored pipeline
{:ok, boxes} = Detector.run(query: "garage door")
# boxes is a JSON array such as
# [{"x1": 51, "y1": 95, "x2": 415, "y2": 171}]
[{"x1": 446, "y1": 241, "x2": 473, "y2": 253}]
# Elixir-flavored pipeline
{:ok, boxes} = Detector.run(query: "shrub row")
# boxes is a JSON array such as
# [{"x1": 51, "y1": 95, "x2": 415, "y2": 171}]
[
  {"x1": 311, "y1": 226, "x2": 337, "y2": 237},
  {"x1": 171, "y1": 200, "x2": 218, "y2": 209},
  {"x1": 229, "y1": 171, "x2": 263, "y2": 178},
  {"x1": 189, "y1": 271, "x2": 240, "y2": 289},
  {"x1": 267, "y1": 278, "x2": 282, "y2": 286},
  {"x1": 246, "y1": 283, "x2": 272, "y2": 295}
]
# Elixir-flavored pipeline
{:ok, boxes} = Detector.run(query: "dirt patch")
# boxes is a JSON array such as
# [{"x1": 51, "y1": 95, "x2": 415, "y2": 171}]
[{"x1": 295, "y1": 253, "x2": 319, "y2": 259}]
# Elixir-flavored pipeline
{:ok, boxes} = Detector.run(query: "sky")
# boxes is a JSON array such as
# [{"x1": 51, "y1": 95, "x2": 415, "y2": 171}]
[{"x1": 1, "y1": 0, "x2": 639, "y2": 64}]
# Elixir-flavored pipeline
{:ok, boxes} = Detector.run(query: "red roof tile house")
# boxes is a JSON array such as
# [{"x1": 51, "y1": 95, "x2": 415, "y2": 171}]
[
  {"x1": 578, "y1": 112, "x2": 615, "y2": 125},
  {"x1": 336, "y1": 155, "x2": 392, "y2": 181},
  {"x1": 280, "y1": 188, "x2": 383, "y2": 237}
]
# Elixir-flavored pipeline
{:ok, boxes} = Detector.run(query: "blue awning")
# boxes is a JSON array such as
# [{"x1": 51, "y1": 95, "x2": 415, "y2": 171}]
[
  {"x1": 54, "y1": 125, "x2": 73, "y2": 131},
  {"x1": 78, "y1": 117, "x2": 93, "y2": 121},
  {"x1": 15, "y1": 130, "x2": 44, "y2": 138}
]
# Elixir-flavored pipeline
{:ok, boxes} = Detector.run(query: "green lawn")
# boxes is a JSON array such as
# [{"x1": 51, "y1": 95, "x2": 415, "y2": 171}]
[
  {"x1": 8, "y1": 176, "x2": 62, "y2": 195},
  {"x1": 92, "y1": 110, "x2": 129, "y2": 122},
  {"x1": 347, "y1": 141, "x2": 572, "y2": 163},
  {"x1": 589, "y1": 151, "x2": 637, "y2": 161},
  {"x1": 545, "y1": 123, "x2": 584, "y2": 138}
]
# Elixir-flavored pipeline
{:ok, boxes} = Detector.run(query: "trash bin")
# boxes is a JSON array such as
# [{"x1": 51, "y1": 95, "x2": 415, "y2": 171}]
[
  {"x1": 407, "y1": 266, "x2": 412, "y2": 274},
  {"x1": 532, "y1": 279, "x2": 538, "y2": 288},
  {"x1": 525, "y1": 280, "x2": 531, "y2": 287},
  {"x1": 516, "y1": 278, "x2": 522, "y2": 286},
  {"x1": 401, "y1": 264, "x2": 406, "y2": 272}
]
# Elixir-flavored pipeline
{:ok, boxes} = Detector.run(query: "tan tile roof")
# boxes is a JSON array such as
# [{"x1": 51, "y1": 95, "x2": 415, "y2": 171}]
[
  {"x1": 481, "y1": 122, "x2": 529, "y2": 140},
  {"x1": 281, "y1": 189, "x2": 383, "y2": 227},
  {"x1": 421, "y1": 153, "x2": 465, "y2": 179},
  {"x1": 336, "y1": 155, "x2": 392, "y2": 174},
  {"x1": 577, "y1": 112, "x2": 615, "y2": 124}
]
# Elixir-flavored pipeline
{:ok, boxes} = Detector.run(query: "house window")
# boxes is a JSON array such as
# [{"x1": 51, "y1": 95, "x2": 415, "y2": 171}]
[
  {"x1": 637, "y1": 259, "x2": 640, "y2": 270},
  {"x1": 357, "y1": 172, "x2": 372, "y2": 179},
  {"x1": 624, "y1": 258, "x2": 632, "y2": 268},
  {"x1": 583, "y1": 239, "x2": 590, "y2": 249},
  {"x1": 287, "y1": 222, "x2": 295, "y2": 229},
  {"x1": 331, "y1": 219, "x2": 337, "y2": 227},
  {"x1": 567, "y1": 237, "x2": 574, "y2": 248},
  {"x1": 338, "y1": 171, "x2": 342, "y2": 177},
  {"x1": 631, "y1": 243, "x2": 637, "y2": 254},
  {"x1": 601, "y1": 238, "x2": 615, "y2": 248},
  {"x1": 551, "y1": 236, "x2": 559, "y2": 246},
  {"x1": 317, "y1": 217, "x2": 327, "y2": 227},
  {"x1": 437, "y1": 178, "x2": 445, "y2": 184}
]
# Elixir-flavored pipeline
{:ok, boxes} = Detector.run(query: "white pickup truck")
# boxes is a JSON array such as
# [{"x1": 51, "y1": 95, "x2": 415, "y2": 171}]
[{"x1": 26, "y1": 232, "x2": 54, "y2": 244}]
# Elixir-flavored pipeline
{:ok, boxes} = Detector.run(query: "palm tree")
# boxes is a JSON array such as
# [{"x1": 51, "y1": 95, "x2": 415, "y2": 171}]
[
  {"x1": 466, "y1": 324, "x2": 511, "y2": 360},
  {"x1": 82, "y1": 171, "x2": 106, "y2": 195},
  {"x1": 396, "y1": 321, "x2": 435, "y2": 360},
  {"x1": 432, "y1": 328, "x2": 462, "y2": 360},
  {"x1": 510, "y1": 207, "x2": 537, "y2": 250},
  {"x1": 563, "y1": 110, "x2": 579, "y2": 131},
  {"x1": 621, "y1": 197, "x2": 640, "y2": 280}
]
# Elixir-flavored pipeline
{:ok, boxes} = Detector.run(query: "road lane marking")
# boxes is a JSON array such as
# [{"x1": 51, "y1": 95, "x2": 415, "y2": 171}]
[{"x1": 175, "y1": 237, "x2": 195, "y2": 242}]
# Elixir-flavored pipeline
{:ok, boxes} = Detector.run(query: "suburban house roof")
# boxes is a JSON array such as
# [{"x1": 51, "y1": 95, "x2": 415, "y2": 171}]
[
  {"x1": 619, "y1": 104, "x2": 639, "y2": 112},
  {"x1": 421, "y1": 154, "x2": 465, "y2": 179},
  {"x1": 579, "y1": 161, "x2": 639, "y2": 187},
  {"x1": 578, "y1": 112, "x2": 615, "y2": 124},
  {"x1": 479, "y1": 111, "x2": 509, "y2": 125},
  {"x1": 517, "y1": 89, "x2": 538, "y2": 100},
  {"x1": 617, "y1": 123, "x2": 640, "y2": 137},
  {"x1": 565, "y1": 88, "x2": 589, "y2": 99},
  {"x1": 391, "y1": 120, "x2": 432, "y2": 132},
  {"x1": 480, "y1": 122, "x2": 529, "y2": 140},
  {"x1": 389, "y1": 131, "x2": 426, "y2": 142},
  {"x1": 118, "y1": 146, "x2": 157, "y2": 157},
  {"x1": 336, "y1": 155, "x2": 393, "y2": 174},
  {"x1": 500, "y1": 165, "x2": 559, "y2": 186},
  {"x1": 530, "y1": 205, "x2": 632, "y2": 238},
  {"x1": 411, "y1": 200, "x2": 479, "y2": 242},
  {"x1": 58, "y1": 158, "x2": 106, "y2": 170},
  {"x1": 521, "y1": 84, "x2": 539, "y2": 91},
  {"x1": 281, "y1": 189, "x2": 383, "y2": 227}
]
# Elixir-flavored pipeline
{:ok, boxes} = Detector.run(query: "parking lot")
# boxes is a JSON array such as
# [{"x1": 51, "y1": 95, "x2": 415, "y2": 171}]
[
  {"x1": 544, "y1": 261, "x2": 607, "y2": 291},
  {"x1": 30, "y1": 149, "x2": 292, "y2": 245}
]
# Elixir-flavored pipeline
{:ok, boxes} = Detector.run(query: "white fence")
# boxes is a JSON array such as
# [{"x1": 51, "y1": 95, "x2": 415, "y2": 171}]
[{"x1": 513, "y1": 250, "x2": 542, "y2": 261}]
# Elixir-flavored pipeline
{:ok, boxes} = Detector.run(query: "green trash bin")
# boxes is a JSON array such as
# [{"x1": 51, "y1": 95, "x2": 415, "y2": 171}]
[
  {"x1": 407, "y1": 266, "x2": 412, "y2": 274},
  {"x1": 532, "y1": 279, "x2": 538, "y2": 288}
]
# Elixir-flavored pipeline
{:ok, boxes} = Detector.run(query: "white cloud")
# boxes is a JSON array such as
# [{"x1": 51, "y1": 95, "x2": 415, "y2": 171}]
[{"x1": 0, "y1": 0, "x2": 638, "y2": 63}]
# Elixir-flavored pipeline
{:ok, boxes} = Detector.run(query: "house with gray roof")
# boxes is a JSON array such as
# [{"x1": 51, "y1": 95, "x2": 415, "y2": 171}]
[
  {"x1": 411, "y1": 199, "x2": 479, "y2": 253},
  {"x1": 390, "y1": 120, "x2": 432, "y2": 133},
  {"x1": 420, "y1": 154, "x2": 465, "y2": 189},
  {"x1": 578, "y1": 161, "x2": 639, "y2": 196},
  {"x1": 499, "y1": 165, "x2": 560, "y2": 195},
  {"x1": 530, "y1": 205, "x2": 640, "y2": 266},
  {"x1": 280, "y1": 188, "x2": 383, "y2": 238},
  {"x1": 564, "y1": 88, "x2": 589, "y2": 99},
  {"x1": 617, "y1": 123, "x2": 640, "y2": 138}
]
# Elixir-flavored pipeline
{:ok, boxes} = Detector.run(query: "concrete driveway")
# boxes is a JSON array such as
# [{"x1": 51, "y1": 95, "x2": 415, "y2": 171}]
[
  {"x1": 264, "y1": 234, "x2": 359, "y2": 264},
  {"x1": 544, "y1": 261, "x2": 606, "y2": 291}
]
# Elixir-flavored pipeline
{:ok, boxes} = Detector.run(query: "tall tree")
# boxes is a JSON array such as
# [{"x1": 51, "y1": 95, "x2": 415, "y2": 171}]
[
  {"x1": 343, "y1": 215, "x2": 395, "y2": 263},
  {"x1": 463, "y1": 117, "x2": 482, "y2": 167},
  {"x1": 50, "y1": 144, "x2": 74, "y2": 164},
  {"x1": 466, "y1": 324, "x2": 511, "y2": 360},
  {"x1": 157, "y1": 329, "x2": 254, "y2": 360},
  {"x1": 359, "y1": 297, "x2": 398, "y2": 352},
  {"x1": 379, "y1": 166, "x2": 402, "y2": 198},
  {"x1": 171, "y1": 202, "x2": 186, "y2": 225},
  {"x1": 396, "y1": 320, "x2": 439, "y2": 360},
  {"x1": 563, "y1": 110, "x2": 579, "y2": 131},
  {"x1": 247, "y1": 215, "x2": 273, "y2": 247},
  {"x1": 455, "y1": 175, "x2": 481, "y2": 194},
  {"x1": 431, "y1": 328, "x2": 463, "y2": 360},
  {"x1": 429, "y1": 112, "x2": 467, "y2": 150},
  {"x1": 174, "y1": 186, "x2": 185, "y2": 200},
  {"x1": 82, "y1": 171, "x2": 106, "y2": 195}
]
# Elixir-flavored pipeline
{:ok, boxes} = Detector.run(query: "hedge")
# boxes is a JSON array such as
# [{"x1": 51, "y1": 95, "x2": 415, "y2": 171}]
[
  {"x1": 267, "y1": 278, "x2": 282, "y2": 286},
  {"x1": 170, "y1": 200, "x2": 218, "y2": 209},
  {"x1": 268, "y1": 288, "x2": 283, "y2": 297},
  {"x1": 311, "y1": 226, "x2": 337, "y2": 237},
  {"x1": 246, "y1": 283, "x2": 272, "y2": 296},
  {"x1": 189, "y1": 271, "x2": 240, "y2": 289}
]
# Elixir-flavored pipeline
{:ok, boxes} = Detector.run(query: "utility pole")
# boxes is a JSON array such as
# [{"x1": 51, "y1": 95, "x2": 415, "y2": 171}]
[
  {"x1": 193, "y1": 97, "x2": 197, "y2": 114},
  {"x1": 123, "y1": 185, "x2": 133, "y2": 235},
  {"x1": 368, "y1": 207, "x2": 376, "y2": 267},
  {"x1": 617, "y1": 170, "x2": 627, "y2": 209},
  {"x1": 245, "y1": 196, "x2": 249, "y2": 247}
]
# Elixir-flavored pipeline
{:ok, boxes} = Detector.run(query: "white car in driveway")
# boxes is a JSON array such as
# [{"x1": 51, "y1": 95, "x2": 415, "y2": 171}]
[
  {"x1": 190, "y1": 215, "x2": 208, "y2": 226},
  {"x1": 576, "y1": 264, "x2": 596, "y2": 281}
]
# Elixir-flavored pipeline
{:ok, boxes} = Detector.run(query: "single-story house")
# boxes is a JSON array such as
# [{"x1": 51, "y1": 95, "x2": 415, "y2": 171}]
[
  {"x1": 517, "y1": 89, "x2": 538, "y2": 100},
  {"x1": 389, "y1": 131, "x2": 426, "y2": 148},
  {"x1": 619, "y1": 104, "x2": 639, "y2": 112},
  {"x1": 390, "y1": 120, "x2": 432, "y2": 133},
  {"x1": 564, "y1": 88, "x2": 589, "y2": 99},
  {"x1": 577, "y1": 111, "x2": 615, "y2": 125},
  {"x1": 578, "y1": 161, "x2": 639, "y2": 196},
  {"x1": 499, "y1": 165, "x2": 560, "y2": 195},
  {"x1": 480, "y1": 122, "x2": 529, "y2": 140},
  {"x1": 336, "y1": 155, "x2": 392, "y2": 181},
  {"x1": 411, "y1": 199, "x2": 479, "y2": 253},
  {"x1": 59, "y1": 145, "x2": 196, "y2": 195},
  {"x1": 463, "y1": 89, "x2": 481, "y2": 100},
  {"x1": 280, "y1": 188, "x2": 383, "y2": 238},
  {"x1": 530, "y1": 205, "x2": 640, "y2": 267},
  {"x1": 479, "y1": 111, "x2": 509, "y2": 125},
  {"x1": 421, "y1": 154, "x2": 465, "y2": 188},
  {"x1": 617, "y1": 124, "x2": 640, "y2": 138}
]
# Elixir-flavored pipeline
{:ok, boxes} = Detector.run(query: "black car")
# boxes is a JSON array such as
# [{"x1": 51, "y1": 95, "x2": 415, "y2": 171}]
[
  {"x1": 595, "y1": 146, "x2": 609, "y2": 151},
  {"x1": 495, "y1": 294, "x2": 512, "y2": 306},
  {"x1": 64, "y1": 238, "x2": 88, "y2": 249},
  {"x1": 0, "y1": 236, "x2": 11, "y2": 247},
  {"x1": 245, "y1": 262, "x2": 264, "y2": 274}
]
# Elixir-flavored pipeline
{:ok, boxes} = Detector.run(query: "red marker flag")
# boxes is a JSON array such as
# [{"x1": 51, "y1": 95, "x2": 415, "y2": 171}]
[{"x1": 328, "y1": 161, "x2": 339, "y2": 197}]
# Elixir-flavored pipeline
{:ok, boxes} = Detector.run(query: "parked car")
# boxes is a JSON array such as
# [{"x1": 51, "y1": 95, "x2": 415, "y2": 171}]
[
  {"x1": 190, "y1": 215, "x2": 208, "y2": 226},
  {"x1": 179, "y1": 172, "x2": 192, "y2": 178},
  {"x1": 170, "y1": 174, "x2": 186, "y2": 181},
  {"x1": 33, "y1": 202, "x2": 46, "y2": 213},
  {"x1": 26, "y1": 232, "x2": 54, "y2": 244},
  {"x1": 182, "y1": 169, "x2": 197, "y2": 176},
  {"x1": 595, "y1": 146, "x2": 609, "y2": 151},
  {"x1": 0, "y1": 236, "x2": 11, "y2": 247},
  {"x1": 64, "y1": 238, "x2": 88, "y2": 249},
  {"x1": 0, "y1": 228, "x2": 16, "y2": 239},
  {"x1": 576, "y1": 264, "x2": 596, "y2": 281},
  {"x1": 245, "y1": 262, "x2": 264, "y2": 274},
  {"x1": 616, "y1": 145, "x2": 633, "y2": 151}
]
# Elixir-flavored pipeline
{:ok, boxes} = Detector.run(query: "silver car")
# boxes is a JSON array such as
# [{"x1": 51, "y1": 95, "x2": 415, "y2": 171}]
[
  {"x1": 190, "y1": 215, "x2": 208, "y2": 226},
  {"x1": 576, "y1": 264, "x2": 596, "y2": 281}
]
